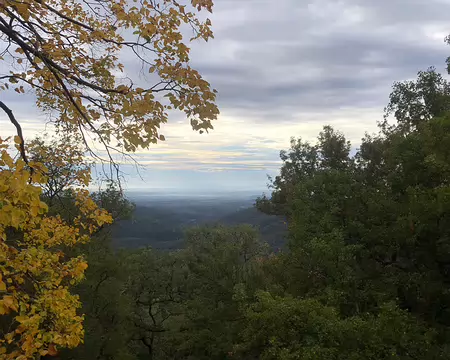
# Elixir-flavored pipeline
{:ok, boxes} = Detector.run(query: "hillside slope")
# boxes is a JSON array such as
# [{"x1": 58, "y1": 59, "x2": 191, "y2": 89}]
[{"x1": 110, "y1": 195, "x2": 287, "y2": 250}]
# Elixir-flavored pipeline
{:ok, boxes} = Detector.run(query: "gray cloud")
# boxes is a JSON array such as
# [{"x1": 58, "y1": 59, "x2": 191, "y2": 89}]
[
  {"x1": 2, "y1": 0, "x2": 450, "y2": 191},
  {"x1": 4, "y1": 0, "x2": 448, "y2": 128},
  {"x1": 191, "y1": 0, "x2": 450, "y2": 121}
]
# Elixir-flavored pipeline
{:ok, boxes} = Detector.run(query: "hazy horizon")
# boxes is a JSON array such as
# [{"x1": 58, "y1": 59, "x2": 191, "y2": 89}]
[{"x1": 123, "y1": 188, "x2": 268, "y2": 199}]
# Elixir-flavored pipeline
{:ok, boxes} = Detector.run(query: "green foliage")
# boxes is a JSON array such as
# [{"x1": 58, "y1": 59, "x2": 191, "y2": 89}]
[
  {"x1": 383, "y1": 67, "x2": 450, "y2": 135},
  {"x1": 256, "y1": 126, "x2": 351, "y2": 217},
  {"x1": 60, "y1": 246, "x2": 135, "y2": 360},
  {"x1": 253, "y1": 66, "x2": 450, "y2": 358},
  {"x1": 91, "y1": 181, "x2": 136, "y2": 222},
  {"x1": 173, "y1": 225, "x2": 268, "y2": 359},
  {"x1": 41, "y1": 176, "x2": 137, "y2": 360},
  {"x1": 237, "y1": 293, "x2": 441, "y2": 360},
  {"x1": 58, "y1": 224, "x2": 269, "y2": 360},
  {"x1": 59, "y1": 56, "x2": 450, "y2": 360}
]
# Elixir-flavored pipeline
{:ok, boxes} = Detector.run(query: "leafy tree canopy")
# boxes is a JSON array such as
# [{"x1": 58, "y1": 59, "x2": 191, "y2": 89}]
[
  {"x1": 0, "y1": 138, "x2": 112, "y2": 359},
  {"x1": 252, "y1": 65, "x2": 450, "y2": 359},
  {"x1": 0, "y1": 0, "x2": 218, "y2": 164},
  {"x1": 0, "y1": 1, "x2": 219, "y2": 357}
]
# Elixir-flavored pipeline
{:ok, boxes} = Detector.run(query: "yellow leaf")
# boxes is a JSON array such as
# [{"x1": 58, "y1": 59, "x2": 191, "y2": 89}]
[
  {"x1": 1, "y1": 151, "x2": 13, "y2": 168},
  {"x1": 15, "y1": 3, "x2": 30, "y2": 21},
  {"x1": 116, "y1": 84, "x2": 129, "y2": 93},
  {"x1": 30, "y1": 205, "x2": 39, "y2": 217},
  {"x1": 3, "y1": 296, "x2": 16, "y2": 311}
]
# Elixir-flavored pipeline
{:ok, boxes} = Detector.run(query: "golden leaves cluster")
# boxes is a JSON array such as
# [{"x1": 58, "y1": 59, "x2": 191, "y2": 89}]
[
  {"x1": 0, "y1": 0, "x2": 218, "y2": 154},
  {"x1": 0, "y1": 137, "x2": 112, "y2": 359}
]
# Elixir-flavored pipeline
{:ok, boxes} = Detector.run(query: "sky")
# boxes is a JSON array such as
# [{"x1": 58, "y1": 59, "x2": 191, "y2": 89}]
[{"x1": 2, "y1": 0, "x2": 450, "y2": 193}]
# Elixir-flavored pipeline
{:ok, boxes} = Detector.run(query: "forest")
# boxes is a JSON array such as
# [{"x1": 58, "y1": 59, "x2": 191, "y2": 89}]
[
  {"x1": 38, "y1": 66, "x2": 450, "y2": 359},
  {"x1": 1, "y1": 0, "x2": 450, "y2": 359}
]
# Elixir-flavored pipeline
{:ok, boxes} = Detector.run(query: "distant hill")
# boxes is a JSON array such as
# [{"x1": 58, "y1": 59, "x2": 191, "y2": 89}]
[
  {"x1": 217, "y1": 207, "x2": 287, "y2": 249},
  {"x1": 110, "y1": 193, "x2": 287, "y2": 250}
]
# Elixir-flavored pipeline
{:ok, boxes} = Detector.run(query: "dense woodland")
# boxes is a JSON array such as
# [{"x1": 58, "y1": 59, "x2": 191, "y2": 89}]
[
  {"x1": 45, "y1": 65, "x2": 450, "y2": 359},
  {"x1": 1, "y1": 0, "x2": 450, "y2": 358}
]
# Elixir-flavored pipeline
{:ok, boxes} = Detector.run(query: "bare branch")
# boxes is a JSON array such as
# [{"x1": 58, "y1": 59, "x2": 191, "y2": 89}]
[{"x1": 0, "y1": 100, "x2": 29, "y2": 165}]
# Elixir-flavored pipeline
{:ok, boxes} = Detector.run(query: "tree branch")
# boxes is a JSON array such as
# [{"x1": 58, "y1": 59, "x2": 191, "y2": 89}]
[{"x1": 0, "y1": 100, "x2": 29, "y2": 165}]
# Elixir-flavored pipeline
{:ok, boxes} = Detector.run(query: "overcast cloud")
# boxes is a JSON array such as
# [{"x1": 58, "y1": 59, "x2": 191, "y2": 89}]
[{"x1": 2, "y1": 0, "x2": 450, "y2": 192}]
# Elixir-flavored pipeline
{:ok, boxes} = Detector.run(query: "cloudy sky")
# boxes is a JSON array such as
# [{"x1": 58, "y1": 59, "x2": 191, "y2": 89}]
[{"x1": 2, "y1": 0, "x2": 450, "y2": 193}]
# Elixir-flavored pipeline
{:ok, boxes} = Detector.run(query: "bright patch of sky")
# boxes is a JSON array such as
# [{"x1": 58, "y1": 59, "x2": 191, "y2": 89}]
[{"x1": 2, "y1": 0, "x2": 450, "y2": 193}]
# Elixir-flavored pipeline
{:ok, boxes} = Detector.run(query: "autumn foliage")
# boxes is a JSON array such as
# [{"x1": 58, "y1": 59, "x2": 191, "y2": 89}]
[
  {"x1": 0, "y1": 0, "x2": 217, "y2": 358},
  {"x1": 0, "y1": 136, "x2": 112, "y2": 358},
  {"x1": 0, "y1": 0, "x2": 218, "y2": 159}
]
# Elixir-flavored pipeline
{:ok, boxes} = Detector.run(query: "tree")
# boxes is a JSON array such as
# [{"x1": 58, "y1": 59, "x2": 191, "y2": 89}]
[
  {"x1": 236, "y1": 292, "x2": 441, "y2": 360},
  {"x1": 90, "y1": 181, "x2": 135, "y2": 223},
  {"x1": 0, "y1": 0, "x2": 218, "y2": 167},
  {"x1": 382, "y1": 67, "x2": 450, "y2": 135},
  {"x1": 252, "y1": 65, "x2": 450, "y2": 358},
  {"x1": 0, "y1": 1, "x2": 218, "y2": 358},
  {"x1": 255, "y1": 126, "x2": 351, "y2": 217},
  {"x1": 125, "y1": 248, "x2": 189, "y2": 360},
  {"x1": 27, "y1": 135, "x2": 91, "y2": 206},
  {"x1": 0, "y1": 138, "x2": 112, "y2": 359},
  {"x1": 59, "y1": 247, "x2": 136, "y2": 360},
  {"x1": 119, "y1": 225, "x2": 268, "y2": 360},
  {"x1": 55, "y1": 184, "x2": 136, "y2": 360},
  {"x1": 169, "y1": 225, "x2": 268, "y2": 359}
]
